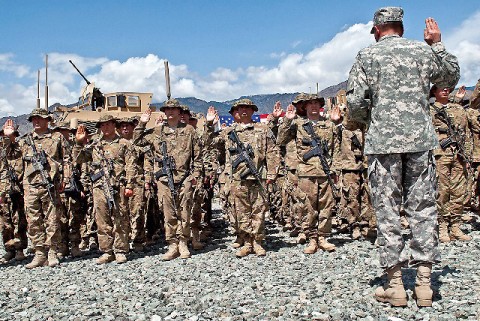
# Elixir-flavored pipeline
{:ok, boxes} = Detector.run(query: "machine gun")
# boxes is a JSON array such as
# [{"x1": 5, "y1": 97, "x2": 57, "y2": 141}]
[
  {"x1": 90, "y1": 145, "x2": 117, "y2": 210},
  {"x1": 0, "y1": 140, "x2": 20, "y2": 196},
  {"x1": 25, "y1": 135, "x2": 55, "y2": 202},
  {"x1": 69, "y1": 60, "x2": 104, "y2": 109},
  {"x1": 433, "y1": 106, "x2": 471, "y2": 164},
  {"x1": 227, "y1": 130, "x2": 269, "y2": 198},
  {"x1": 301, "y1": 122, "x2": 338, "y2": 197},
  {"x1": 63, "y1": 165, "x2": 83, "y2": 198}
]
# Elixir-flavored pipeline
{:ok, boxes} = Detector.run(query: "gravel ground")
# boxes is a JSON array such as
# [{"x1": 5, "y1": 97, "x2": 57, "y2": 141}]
[{"x1": 0, "y1": 210, "x2": 479, "y2": 321}]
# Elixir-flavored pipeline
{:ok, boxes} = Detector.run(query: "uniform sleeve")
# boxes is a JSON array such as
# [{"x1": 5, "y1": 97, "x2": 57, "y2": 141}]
[
  {"x1": 346, "y1": 53, "x2": 372, "y2": 125},
  {"x1": 124, "y1": 142, "x2": 137, "y2": 190},
  {"x1": 191, "y1": 130, "x2": 203, "y2": 180},
  {"x1": 277, "y1": 117, "x2": 296, "y2": 146},
  {"x1": 265, "y1": 128, "x2": 280, "y2": 180},
  {"x1": 430, "y1": 42, "x2": 460, "y2": 90},
  {"x1": 470, "y1": 79, "x2": 480, "y2": 110}
]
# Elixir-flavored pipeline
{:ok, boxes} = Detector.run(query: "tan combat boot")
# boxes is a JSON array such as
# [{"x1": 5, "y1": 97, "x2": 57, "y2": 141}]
[
  {"x1": 15, "y1": 250, "x2": 26, "y2": 261},
  {"x1": 414, "y1": 263, "x2": 433, "y2": 307},
  {"x1": 231, "y1": 234, "x2": 244, "y2": 248},
  {"x1": 304, "y1": 238, "x2": 318, "y2": 255},
  {"x1": 115, "y1": 253, "x2": 128, "y2": 264},
  {"x1": 374, "y1": 265, "x2": 408, "y2": 307},
  {"x1": 162, "y1": 241, "x2": 179, "y2": 261},
  {"x1": 178, "y1": 238, "x2": 191, "y2": 259},
  {"x1": 450, "y1": 223, "x2": 472, "y2": 241},
  {"x1": 352, "y1": 226, "x2": 362, "y2": 240},
  {"x1": 26, "y1": 248, "x2": 47, "y2": 269},
  {"x1": 96, "y1": 252, "x2": 115, "y2": 264},
  {"x1": 191, "y1": 229, "x2": 205, "y2": 250},
  {"x1": 297, "y1": 232, "x2": 307, "y2": 244},
  {"x1": 438, "y1": 221, "x2": 450, "y2": 243},
  {"x1": 318, "y1": 237, "x2": 336, "y2": 252},
  {"x1": 48, "y1": 249, "x2": 60, "y2": 267},
  {"x1": 70, "y1": 245, "x2": 84, "y2": 258},
  {"x1": 252, "y1": 239, "x2": 266, "y2": 256},
  {"x1": 236, "y1": 237, "x2": 253, "y2": 257}
]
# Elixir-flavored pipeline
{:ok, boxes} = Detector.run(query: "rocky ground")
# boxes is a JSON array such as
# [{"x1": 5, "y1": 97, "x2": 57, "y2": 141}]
[{"x1": 0, "y1": 211, "x2": 479, "y2": 321}]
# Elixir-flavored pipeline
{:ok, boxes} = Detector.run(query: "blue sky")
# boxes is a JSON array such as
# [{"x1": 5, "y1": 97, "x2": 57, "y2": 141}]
[{"x1": 1, "y1": 0, "x2": 479, "y2": 116}]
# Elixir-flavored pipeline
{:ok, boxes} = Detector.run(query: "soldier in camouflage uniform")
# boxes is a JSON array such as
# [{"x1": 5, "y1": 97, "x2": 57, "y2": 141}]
[
  {"x1": 277, "y1": 93, "x2": 338, "y2": 254},
  {"x1": 74, "y1": 115, "x2": 136, "y2": 264},
  {"x1": 465, "y1": 80, "x2": 480, "y2": 212},
  {"x1": 117, "y1": 117, "x2": 147, "y2": 252},
  {"x1": 206, "y1": 99, "x2": 280, "y2": 257},
  {"x1": 135, "y1": 99, "x2": 202, "y2": 260},
  {"x1": 0, "y1": 122, "x2": 27, "y2": 264},
  {"x1": 346, "y1": 7, "x2": 460, "y2": 307},
  {"x1": 430, "y1": 86, "x2": 472, "y2": 242},
  {"x1": 53, "y1": 121, "x2": 86, "y2": 258},
  {"x1": 6, "y1": 109, "x2": 70, "y2": 268}
]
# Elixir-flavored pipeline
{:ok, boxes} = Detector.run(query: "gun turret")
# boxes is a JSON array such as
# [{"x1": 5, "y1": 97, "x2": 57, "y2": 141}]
[{"x1": 69, "y1": 60, "x2": 104, "y2": 109}]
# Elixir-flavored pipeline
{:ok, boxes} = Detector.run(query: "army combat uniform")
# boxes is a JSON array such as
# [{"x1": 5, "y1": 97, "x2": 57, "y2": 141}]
[
  {"x1": 466, "y1": 80, "x2": 480, "y2": 211},
  {"x1": 74, "y1": 115, "x2": 137, "y2": 264},
  {"x1": 0, "y1": 134, "x2": 27, "y2": 263}
]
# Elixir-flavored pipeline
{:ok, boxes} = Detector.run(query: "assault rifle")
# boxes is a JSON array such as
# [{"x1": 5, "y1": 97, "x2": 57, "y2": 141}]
[
  {"x1": 64, "y1": 165, "x2": 83, "y2": 198},
  {"x1": 25, "y1": 134, "x2": 55, "y2": 202},
  {"x1": 154, "y1": 141, "x2": 178, "y2": 210},
  {"x1": 227, "y1": 130, "x2": 269, "y2": 198},
  {"x1": 301, "y1": 122, "x2": 338, "y2": 197},
  {"x1": 90, "y1": 145, "x2": 117, "y2": 210},
  {"x1": 0, "y1": 140, "x2": 20, "y2": 196},
  {"x1": 433, "y1": 106, "x2": 471, "y2": 164}
]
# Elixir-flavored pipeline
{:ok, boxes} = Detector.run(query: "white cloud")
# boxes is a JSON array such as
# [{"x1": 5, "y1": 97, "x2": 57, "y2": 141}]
[
  {"x1": 0, "y1": 53, "x2": 30, "y2": 78},
  {"x1": 444, "y1": 10, "x2": 480, "y2": 86}
]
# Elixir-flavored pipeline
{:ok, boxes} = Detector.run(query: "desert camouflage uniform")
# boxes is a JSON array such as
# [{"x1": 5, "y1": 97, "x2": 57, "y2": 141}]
[
  {"x1": 430, "y1": 101, "x2": 471, "y2": 233},
  {"x1": 134, "y1": 121, "x2": 202, "y2": 246},
  {"x1": 79, "y1": 161, "x2": 97, "y2": 249},
  {"x1": 347, "y1": 33, "x2": 460, "y2": 268},
  {"x1": 74, "y1": 133, "x2": 136, "y2": 256},
  {"x1": 0, "y1": 137, "x2": 27, "y2": 259},
  {"x1": 466, "y1": 80, "x2": 480, "y2": 210}
]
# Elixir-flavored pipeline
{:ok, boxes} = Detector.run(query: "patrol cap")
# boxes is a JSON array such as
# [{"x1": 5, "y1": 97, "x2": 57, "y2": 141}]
[
  {"x1": 95, "y1": 114, "x2": 117, "y2": 128},
  {"x1": 160, "y1": 98, "x2": 182, "y2": 112},
  {"x1": 228, "y1": 98, "x2": 258, "y2": 114},
  {"x1": 27, "y1": 108, "x2": 53, "y2": 122},
  {"x1": 371, "y1": 7, "x2": 404, "y2": 34}
]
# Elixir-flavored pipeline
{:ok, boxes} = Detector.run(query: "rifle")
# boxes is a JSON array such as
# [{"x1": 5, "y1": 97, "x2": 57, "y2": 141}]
[
  {"x1": 301, "y1": 122, "x2": 338, "y2": 197},
  {"x1": 25, "y1": 134, "x2": 55, "y2": 202},
  {"x1": 0, "y1": 139, "x2": 20, "y2": 196},
  {"x1": 154, "y1": 141, "x2": 178, "y2": 210},
  {"x1": 64, "y1": 165, "x2": 83, "y2": 198},
  {"x1": 90, "y1": 144, "x2": 117, "y2": 210},
  {"x1": 227, "y1": 130, "x2": 269, "y2": 199},
  {"x1": 433, "y1": 106, "x2": 471, "y2": 164}
]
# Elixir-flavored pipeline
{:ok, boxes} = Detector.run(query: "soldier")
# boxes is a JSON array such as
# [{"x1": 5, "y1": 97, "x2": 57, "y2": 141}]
[
  {"x1": 117, "y1": 117, "x2": 147, "y2": 252},
  {"x1": 206, "y1": 99, "x2": 279, "y2": 257},
  {"x1": 74, "y1": 115, "x2": 136, "y2": 264},
  {"x1": 6, "y1": 109, "x2": 69, "y2": 268},
  {"x1": 52, "y1": 121, "x2": 86, "y2": 258},
  {"x1": 430, "y1": 86, "x2": 472, "y2": 242},
  {"x1": 0, "y1": 121, "x2": 27, "y2": 264},
  {"x1": 277, "y1": 93, "x2": 338, "y2": 254},
  {"x1": 346, "y1": 8, "x2": 459, "y2": 307},
  {"x1": 465, "y1": 80, "x2": 480, "y2": 212},
  {"x1": 135, "y1": 99, "x2": 202, "y2": 260}
]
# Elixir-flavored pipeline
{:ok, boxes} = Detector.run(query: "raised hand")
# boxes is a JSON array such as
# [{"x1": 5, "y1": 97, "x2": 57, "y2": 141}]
[
  {"x1": 140, "y1": 108, "x2": 152, "y2": 123},
  {"x1": 2, "y1": 119, "x2": 15, "y2": 137},
  {"x1": 206, "y1": 106, "x2": 217, "y2": 124},
  {"x1": 76, "y1": 124, "x2": 87, "y2": 143},
  {"x1": 155, "y1": 113, "x2": 165, "y2": 127},
  {"x1": 272, "y1": 101, "x2": 283, "y2": 118},
  {"x1": 285, "y1": 104, "x2": 296, "y2": 120},
  {"x1": 455, "y1": 85, "x2": 466, "y2": 101},
  {"x1": 424, "y1": 17, "x2": 441, "y2": 46},
  {"x1": 330, "y1": 104, "x2": 342, "y2": 122}
]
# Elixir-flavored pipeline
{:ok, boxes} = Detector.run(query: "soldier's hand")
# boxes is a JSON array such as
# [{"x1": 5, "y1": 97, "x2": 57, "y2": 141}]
[
  {"x1": 424, "y1": 17, "x2": 441, "y2": 45},
  {"x1": 3, "y1": 118, "x2": 16, "y2": 138},
  {"x1": 206, "y1": 106, "x2": 217, "y2": 124},
  {"x1": 75, "y1": 125, "x2": 87, "y2": 143},
  {"x1": 272, "y1": 101, "x2": 283, "y2": 118},
  {"x1": 145, "y1": 182, "x2": 151, "y2": 190},
  {"x1": 285, "y1": 104, "x2": 296, "y2": 119},
  {"x1": 124, "y1": 188, "x2": 134, "y2": 197},
  {"x1": 155, "y1": 113, "x2": 165, "y2": 127},
  {"x1": 330, "y1": 105, "x2": 342, "y2": 122},
  {"x1": 140, "y1": 109, "x2": 152, "y2": 123},
  {"x1": 455, "y1": 85, "x2": 466, "y2": 101}
]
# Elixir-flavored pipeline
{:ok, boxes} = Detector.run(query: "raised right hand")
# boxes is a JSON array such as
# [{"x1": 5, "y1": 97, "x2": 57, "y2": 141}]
[
  {"x1": 424, "y1": 17, "x2": 441, "y2": 46},
  {"x1": 75, "y1": 124, "x2": 87, "y2": 143},
  {"x1": 206, "y1": 106, "x2": 217, "y2": 124},
  {"x1": 285, "y1": 104, "x2": 296, "y2": 120},
  {"x1": 2, "y1": 119, "x2": 15, "y2": 137},
  {"x1": 140, "y1": 109, "x2": 152, "y2": 123}
]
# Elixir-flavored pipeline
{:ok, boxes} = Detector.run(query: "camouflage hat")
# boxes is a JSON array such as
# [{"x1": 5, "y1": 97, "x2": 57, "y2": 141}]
[
  {"x1": 160, "y1": 98, "x2": 182, "y2": 112},
  {"x1": 292, "y1": 93, "x2": 324, "y2": 105},
  {"x1": 116, "y1": 116, "x2": 138, "y2": 127},
  {"x1": 229, "y1": 98, "x2": 258, "y2": 114},
  {"x1": 180, "y1": 105, "x2": 191, "y2": 114},
  {"x1": 370, "y1": 7, "x2": 404, "y2": 34},
  {"x1": 95, "y1": 114, "x2": 117, "y2": 128},
  {"x1": 52, "y1": 120, "x2": 74, "y2": 131},
  {"x1": 189, "y1": 112, "x2": 199, "y2": 120},
  {"x1": 27, "y1": 108, "x2": 53, "y2": 122}
]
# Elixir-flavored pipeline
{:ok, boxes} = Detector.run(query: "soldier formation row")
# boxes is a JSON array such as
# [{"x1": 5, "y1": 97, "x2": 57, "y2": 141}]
[{"x1": 0, "y1": 78, "x2": 478, "y2": 268}]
